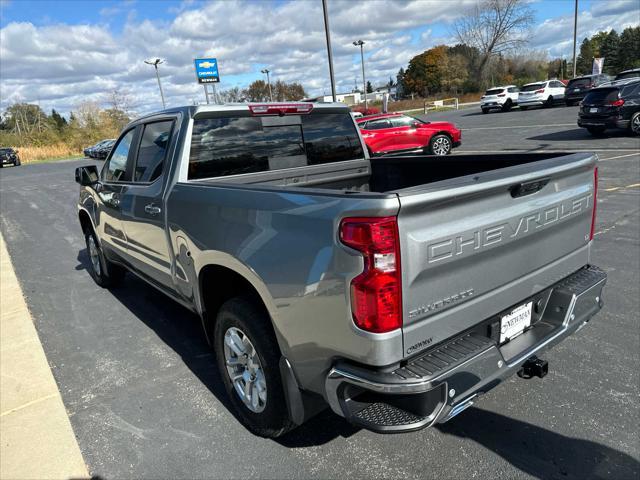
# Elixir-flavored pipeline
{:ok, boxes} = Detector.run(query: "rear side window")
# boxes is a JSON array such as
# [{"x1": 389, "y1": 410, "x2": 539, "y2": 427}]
[
  {"x1": 583, "y1": 88, "x2": 619, "y2": 104},
  {"x1": 189, "y1": 113, "x2": 363, "y2": 179},
  {"x1": 388, "y1": 116, "x2": 416, "y2": 127},
  {"x1": 104, "y1": 129, "x2": 135, "y2": 182},
  {"x1": 568, "y1": 78, "x2": 592, "y2": 87},
  {"x1": 363, "y1": 118, "x2": 392, "y2": 130},
  {"x1": 485, "y1": 89, "x2": 504, "y2": 95},
  {"x1": 134, "y1": 120, "x2": 173, "y2": 183}
]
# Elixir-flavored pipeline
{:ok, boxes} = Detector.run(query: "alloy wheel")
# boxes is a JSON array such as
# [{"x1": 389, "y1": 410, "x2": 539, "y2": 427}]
[
  {"x1": 223, "y1": 327, "x2": 267, "y2": 413},
  {"x1": 432, "y1": 136, "x2": 451, "y2": 155},
  {"x1": 632, "y1": 114, "x2": 640, "y2": 135},
  {"x1": 87, "y1": 236, "x2": 102, "y2": 276}
]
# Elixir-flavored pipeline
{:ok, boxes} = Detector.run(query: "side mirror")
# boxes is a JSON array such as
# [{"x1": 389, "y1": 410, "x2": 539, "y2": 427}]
[{"x1": 75, "y1": 165, "x2": 99, "y2": 186}]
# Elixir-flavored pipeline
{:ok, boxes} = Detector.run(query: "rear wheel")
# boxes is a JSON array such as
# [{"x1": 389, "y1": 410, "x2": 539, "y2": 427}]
[
  {"x1": 501, "y1": 99, "x2": 512, "y2": 112},
  {"x1": 214, "y1": 296, "x2": 295, "y2": 438},
  {"x1": 586, "y1": 126, "x2": 606, "y2": 136},
  {"x1": 428, "y1": 134, "x2": 452, "y2": 156},
  {"x1": 630, "y1": 112, "x2": 640, "y2": 136},
  {"x1": 565, "y1": 100, "x2": 575, "y2": 107},
  {"x1": 481, "y1": 108, "x2": 489, "y2": 114},
  {"x1": 544, "y1": 96, "x2": 554, "y2": 108},
  {"x1": 13, "y1": 158, "x2": 21, "y2": 166},
  {"x1": 84, "y1": 229, "x2": 125, "y2": 287}
]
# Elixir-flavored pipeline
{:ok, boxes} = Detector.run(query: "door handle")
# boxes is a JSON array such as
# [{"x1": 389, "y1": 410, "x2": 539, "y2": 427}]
[{"x1": 144, "y1": 204, "x2": 162, "y2": 215}]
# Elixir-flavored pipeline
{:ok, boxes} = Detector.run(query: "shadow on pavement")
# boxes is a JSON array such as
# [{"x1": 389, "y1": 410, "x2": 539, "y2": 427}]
[
  {"x1": 528, "y1": 128, "x2": 632, "y2": 142},
  {"x1": 75, "y1": 248, "x2": 358, "y2": 446},
  {"x1": 438, "y1": 407, "x2": 640, "y2": 479}
]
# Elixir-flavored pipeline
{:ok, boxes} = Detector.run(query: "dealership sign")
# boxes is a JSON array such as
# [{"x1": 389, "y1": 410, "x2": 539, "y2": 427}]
[{"x1": 194, "y1": 58, "x2": 220, "y2": 84}]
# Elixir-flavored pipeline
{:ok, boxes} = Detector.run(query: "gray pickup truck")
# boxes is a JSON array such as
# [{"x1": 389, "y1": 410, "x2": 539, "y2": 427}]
[{"x1": 75, "y1": 102, "x2": 606, "y2": 438}]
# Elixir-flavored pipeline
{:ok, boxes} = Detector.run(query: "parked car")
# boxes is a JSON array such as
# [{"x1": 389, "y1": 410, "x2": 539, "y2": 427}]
[
  {"x1": 480, "y1": 85, "x2": 519, "y2": 113},
  {"x1": 518, "y1": 80, "x2": 566, "y2": 109},
  {"x1": 565, "y1": 74, "x2": 612, "y2": 106},
  {"x1": 94, "y1": 139, "x2": 115, "y2": 160},
  {"x1": 84, "y1": 140, "x2": 112, "y2": 158},
  {"x1": 0, "y1": 147, "x2": 20, "y2": 167},
  {"x1": 75, "y1": 102, "x2": 606, "y2": 438},
  {"x1": 578, "y1": 78, "x2": 640, "y2": 136},
  {"x1": 356, "y1": 113, "x2": 461, "y2": 156},
  {"x1": 614, "y1": 68, "x2": 640, "y2": 81}
]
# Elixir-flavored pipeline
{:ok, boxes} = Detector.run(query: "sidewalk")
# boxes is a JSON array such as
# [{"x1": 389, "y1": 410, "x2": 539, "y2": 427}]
[{"x1": 0, "y1": 233, "x2": 88, "y2": 480}]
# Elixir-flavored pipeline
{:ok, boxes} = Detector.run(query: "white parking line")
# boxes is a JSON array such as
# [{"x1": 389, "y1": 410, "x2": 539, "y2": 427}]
[
  {"x1": 599, "y1": 152, "x2": 640, "y2": 161},
  {"x1": 463, "y1": 123, "x2": 576, "y2": 131}
]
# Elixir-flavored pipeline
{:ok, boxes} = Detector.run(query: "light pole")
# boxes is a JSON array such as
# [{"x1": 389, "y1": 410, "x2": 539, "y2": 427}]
[
  {"x1": 572, "y1": 0, "x2": 578, "y2": 78},
  {"x1": 261, "y1": 69, "x2": 273, "y2": 102},
  {"x1": 144, "y1": 58, "x2": 166, "y2": 109},
  {"x1": 353, "y1": 40, "x2": 367, "y2": 112},
  {"x1": 322, "y1": 0, "x2": 337, "y2": 102}
]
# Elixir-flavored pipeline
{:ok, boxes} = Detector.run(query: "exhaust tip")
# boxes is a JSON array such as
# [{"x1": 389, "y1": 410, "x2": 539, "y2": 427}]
[{"x1": 517, "y1": 356, "x2": 548, "y2": 379}]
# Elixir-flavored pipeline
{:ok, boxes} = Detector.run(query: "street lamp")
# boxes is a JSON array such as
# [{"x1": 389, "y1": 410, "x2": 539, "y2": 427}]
[
  {"x1": 261, "y1": 69, "x2": 273, "y2": 102},
  {"x1": 353, "y1": 40, "x2": 367, "y2": 112},
  {"x1": 144, "y1": 58, "x2": 166, "y2": 109}
]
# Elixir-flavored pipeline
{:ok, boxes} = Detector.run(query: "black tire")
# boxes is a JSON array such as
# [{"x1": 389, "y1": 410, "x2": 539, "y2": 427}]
[
  {"x1": 84, "y1": 229, "x2": 125, "y2": 287},
  {"x1": 630, "y1": 112, "x2": 640, "y2": 136},
  {"x1": 481, "y1": 108, "x2": 489, "y2": 114},
  {"x1": 565, "y1": 100, "x2": 575, "y2": 107},
  {"x1": 428, "y1": 134, "x2": 452, "y2": 156},
  {"x1": 586, "y1": 126, "x2": 606, "y2": 136},
  {"x1": 544, "y1": 96, "x2": 554, "y2": 108},
  {"x1": 520, "y1": 106, "x2": 528, "y2": 111},
  {"x1": 214, "y1": 296, "x2": 295, "y2": 438},
  {"x1": 501, "y1": 99, "x2": 512, "y2": 112},
  {"x1": 14, "y1": 158, "x2": 21, "y2": 166}
]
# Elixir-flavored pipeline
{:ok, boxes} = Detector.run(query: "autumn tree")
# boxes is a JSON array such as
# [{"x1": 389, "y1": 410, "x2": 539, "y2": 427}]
[
  {"x1": 272, "y1": 80, "x2": 307, "y2": 101},
  {"x1": 403, "y1": 45, "x2": 448, "y2": 96}
]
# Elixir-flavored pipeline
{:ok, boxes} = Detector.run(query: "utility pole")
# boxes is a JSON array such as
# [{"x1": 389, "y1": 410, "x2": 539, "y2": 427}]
[
  {"x1": 144, "y1": 58, "x2": 166, "y2": 109},
  {"x1": 261, "y1": 69, "x2": 273, "y2": 102},
  {"x1": 572, "y1": 0, "x2": 578, "y2": 78},
  {"x1": 322, "y1": 0, "x2": 337, "y2": 102},
  {"x1": 353, "y1": 40, "x2": 366, "y2": 112}
]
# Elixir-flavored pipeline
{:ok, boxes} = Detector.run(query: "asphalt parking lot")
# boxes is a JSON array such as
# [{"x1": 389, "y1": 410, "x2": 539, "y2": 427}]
[{"x1": 1, "y1": 105, "x2": 639, "y2": 479}]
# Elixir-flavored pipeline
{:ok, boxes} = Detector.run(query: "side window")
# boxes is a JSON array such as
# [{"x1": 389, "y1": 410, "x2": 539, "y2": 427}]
[
  {"x1": 103, "y1": 129, "x2": 135, "y2": 182},
  {"x1": 364, "y1": 119, "x2": 392, "y2": 130},
  {"x1": 389, "y1": 116, "x2": 414, "y2": 128},
  {"x1": 134, "y1": 121, "x2": 173, "y2": 183}
]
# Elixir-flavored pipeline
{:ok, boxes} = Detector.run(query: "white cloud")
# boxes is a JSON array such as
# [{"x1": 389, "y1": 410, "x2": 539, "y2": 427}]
[{"x1": 1, "y1": 0, "x2": 638, "y2": 116}]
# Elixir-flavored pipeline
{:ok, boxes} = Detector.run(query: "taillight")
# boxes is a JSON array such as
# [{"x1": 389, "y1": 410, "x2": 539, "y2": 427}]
[
  {"x1": 249, "y1": 103, "x2": 313, "y2": 115},
  {"x1": 610, "y1": 98, "x2": 624, "y2": 107},
  {"x1": 497, "y1": 93, "x2": 506, "y2": 97},
  {"x1": 535, "y1": 89, "x2": 545, "y2": 94},
  {"x1": 340, "y1": 217, "x2": 402, "y2": 333},
  {"x1": 589, "y1": 167, "x2": 598, "y2": 241}
]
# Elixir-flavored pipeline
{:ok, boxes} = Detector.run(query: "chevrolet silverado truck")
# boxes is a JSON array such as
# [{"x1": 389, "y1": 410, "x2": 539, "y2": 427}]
[{"x1": 75, "y1": 102, "x2": 607, "y2": 438}]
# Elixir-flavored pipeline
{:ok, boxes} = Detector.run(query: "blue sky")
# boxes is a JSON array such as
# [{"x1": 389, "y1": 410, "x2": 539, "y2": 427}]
[{"x1": 1, "y1": 0, "x2": 638, "y2": 115}]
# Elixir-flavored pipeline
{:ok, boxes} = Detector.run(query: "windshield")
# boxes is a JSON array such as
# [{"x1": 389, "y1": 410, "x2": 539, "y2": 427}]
[
  {"x1": 568, "y1": 78, "x2": 593, "y2": 87},
  {"x1": 583, "y1": 88, "x2": 619, "y2": 104},
  {"x1": 521, "y1": 83, "x2": 545, "y2": 92},
  {"x1": 485, "y1": 89, "x2": 504, "y2": 95}
]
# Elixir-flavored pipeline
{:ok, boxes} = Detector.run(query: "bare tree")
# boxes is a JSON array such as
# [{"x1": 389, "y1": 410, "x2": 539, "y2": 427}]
[
  {"x1": 453, "y1": 0, "x2": 534, "y2": 82},
  {"x1": 105, "y1": 89, "x2": 135, "y2": 117}
]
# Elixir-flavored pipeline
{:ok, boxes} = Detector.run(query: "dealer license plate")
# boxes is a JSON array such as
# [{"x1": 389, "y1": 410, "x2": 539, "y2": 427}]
[
  {"x1": 590, "y1": 107, "x2": 599, "y2": 113},
  {"x1": 500, "y1": 302, "x2": 532, "y2": 343}
]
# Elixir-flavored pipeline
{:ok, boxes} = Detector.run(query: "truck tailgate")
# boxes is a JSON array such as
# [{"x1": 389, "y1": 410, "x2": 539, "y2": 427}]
[{"x1": 397, "y1": 153, "x2": 597, "y2": 356}]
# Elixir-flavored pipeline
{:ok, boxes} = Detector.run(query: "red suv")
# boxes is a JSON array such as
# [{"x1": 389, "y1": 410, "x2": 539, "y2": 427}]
[{"x1": 356, "y1": 113, "x2": 461, "y2": 156}]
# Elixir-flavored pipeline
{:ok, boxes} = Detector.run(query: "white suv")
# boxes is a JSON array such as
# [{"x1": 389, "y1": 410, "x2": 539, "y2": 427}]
[
  {"x1": 518, "y1": 80, "x2": 566, "y2": 109},
  {"x1": 480, "y1": 85, "x2": 519, "y2": 113}
]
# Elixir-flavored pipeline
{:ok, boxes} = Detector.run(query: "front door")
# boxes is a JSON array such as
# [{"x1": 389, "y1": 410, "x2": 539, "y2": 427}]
[{"x1": 97, "y1": 128, "x2": 137, "y2": 260}]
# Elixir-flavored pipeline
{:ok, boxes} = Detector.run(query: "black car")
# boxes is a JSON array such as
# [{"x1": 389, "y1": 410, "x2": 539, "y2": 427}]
[
  {"x1": 615, "y1": 68, "x2": 640, "y2": 81},
  {"x1": 94, "y1": 140, "x2": 115, "y2": 160},
  {"x1": 565, "y1": 74, "x2": 612, "y2": 106},
  {"x1": 0, "y1": 147, "x2": 21, "y2": 167},
  {"x1": 578, "y1": 79, "x2": 640, "y2": 136}
]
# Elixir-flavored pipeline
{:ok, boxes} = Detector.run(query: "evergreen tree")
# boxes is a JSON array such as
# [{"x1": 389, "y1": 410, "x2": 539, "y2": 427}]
[
  {"x1": 618, "y1": 27, "x2": 640, "y2": 71},
  {"x1": 599, "y1": 30, "x2": 620, "y2": 75},
  {"x1": 366, "y1": 81, "x2": 373, "y2": 93}
]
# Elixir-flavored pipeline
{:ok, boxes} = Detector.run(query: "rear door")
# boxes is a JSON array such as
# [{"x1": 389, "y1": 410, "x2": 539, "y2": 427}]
[
  {"x1": 395, "y1": 154, "x2": 597, "y2": 355},
  {"x1": 388, "y1": 116, "x2": 424, "y2": 150},
  {"x1": 118, "y1": 118, "x2": 176, "y2": 289},
  {"x1": 360, "y1": 118, "x2": 393, "y2": 152}
]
